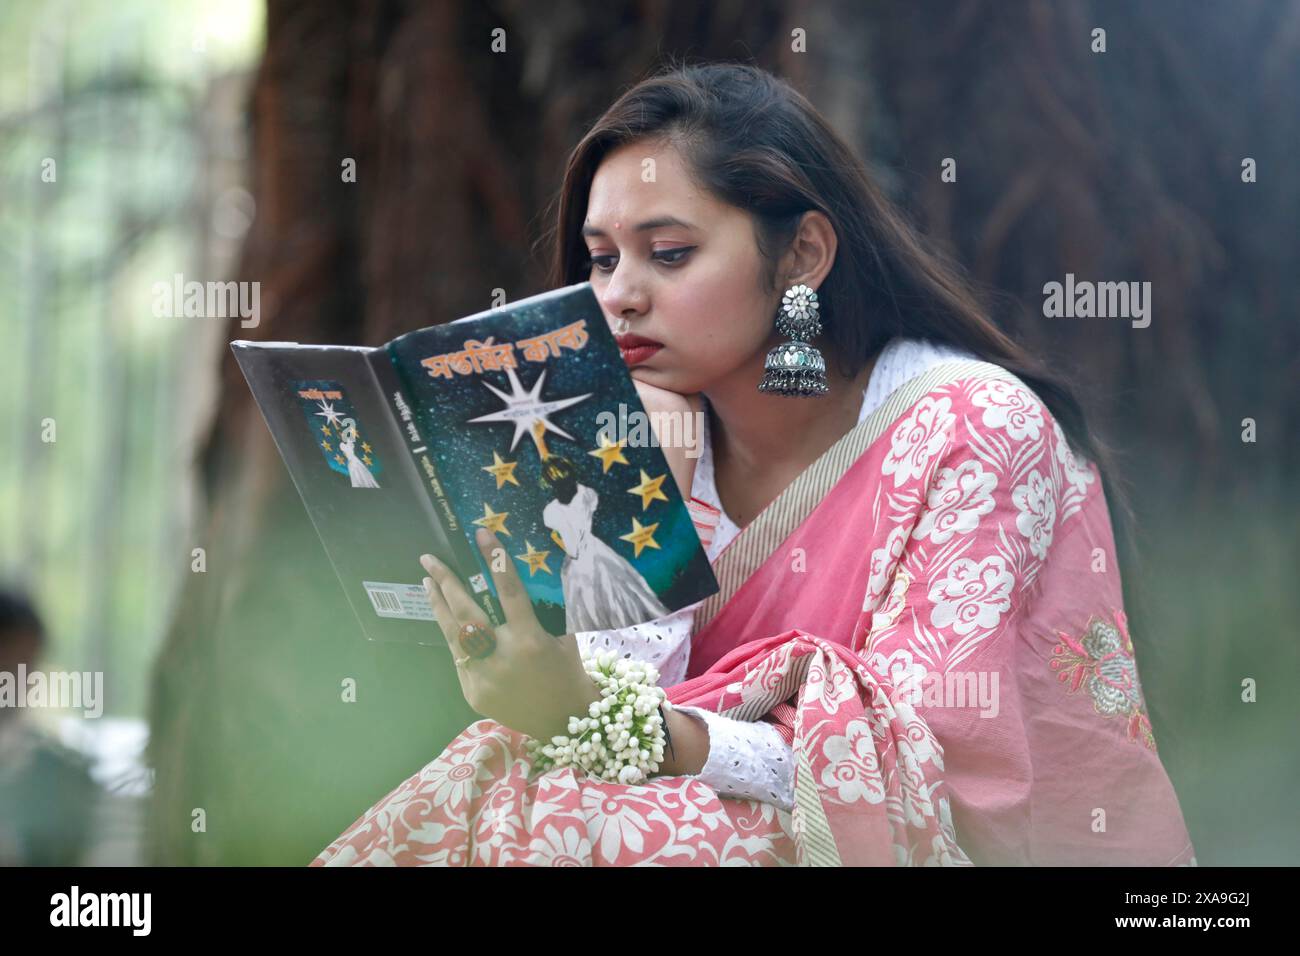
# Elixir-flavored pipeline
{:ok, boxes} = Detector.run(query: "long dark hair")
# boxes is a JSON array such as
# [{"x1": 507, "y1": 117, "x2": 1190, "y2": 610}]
[
  {"x1": 540, "y1": 455, "x2": 579, "y2": 504},
  {"x1": 538, "y1": 60, "x2": 1141, "y2": 606}
]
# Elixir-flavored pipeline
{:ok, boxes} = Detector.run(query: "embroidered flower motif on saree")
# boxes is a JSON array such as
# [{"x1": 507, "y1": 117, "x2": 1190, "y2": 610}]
[
  {"x1": 1012, "y1": 468, "x2": 1057, "y2": 560},
  {"x1": 970, "y1": 379, "x2": 1045, "y2": 441},
  {"x1": 525, "y1": 823, "x2": 589, "y2": 866},
  {"x1": 1049, "y1": 609, "x2": 1156, "y2": 749},
  {"x1": 1053, "y1": 420, "x2": 1095, "y2": 496},
  {"x1": 927, "y1": 555, "x2": 1015, "y2": 637},
  {"x1": 864, "y1": 524, "x2": 909, "y2": 613},
  {"x1": 820, "y1": 717, "x2": 886, "y2": 805},
  {"x1": 913, "y1": 459, "x2": 997, "y2": 545},
  {"x1": 882, "y1": 396, "x2": 955, "y2": 487},
  {"x1": 870, "y1": 566, "x2": 912, "y2": 632}
]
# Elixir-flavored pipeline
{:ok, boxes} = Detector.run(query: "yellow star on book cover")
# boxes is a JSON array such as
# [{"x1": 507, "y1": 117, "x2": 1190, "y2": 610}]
[
  {"x1": 619, "y1": 516, "x2": 661, "y2": 558},
  {"x1": 482, "y1": 451, "x2": 520, "y2": 489},
  {"x1": 588, "y1": 433, "x2": 629, "y2": 473},
  {"x1": 513, "y1": 539, "x2": 552, "y2": 577},
  {"x1": 473, "y1": 503, "x2": 511, "y2": 537},
  {"x1": 628, "y1": 469, "x2": 669, "y2": 510}
]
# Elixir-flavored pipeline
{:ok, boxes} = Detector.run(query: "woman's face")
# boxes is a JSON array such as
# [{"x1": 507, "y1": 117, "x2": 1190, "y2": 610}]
[{"x1": 582, "y1": 140, "x2": 781, "y2": 394}]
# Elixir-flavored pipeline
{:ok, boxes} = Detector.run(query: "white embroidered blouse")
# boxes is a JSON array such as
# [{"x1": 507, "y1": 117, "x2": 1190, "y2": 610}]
[{"x1": 574, "y1": 337, "x2": 977, "y2": 811}]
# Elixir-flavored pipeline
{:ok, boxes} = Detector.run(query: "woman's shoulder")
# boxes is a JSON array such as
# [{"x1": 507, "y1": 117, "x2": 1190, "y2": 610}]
[
  {"x1": 865, "y1": 337, "x2": 987, "y2": 418},
  {"x1": 868, "y1": 338, "x2": 1049, "y2": 422},
  {"x1": 887, "y1": 357, "x2": 1061, "y2": 450},
  {"x1": 874, "y1": 338, "x2": 1054, "y2": 414},
  {"x1": 874, "y1": 342, "x2": 1095, "y2": 489}
]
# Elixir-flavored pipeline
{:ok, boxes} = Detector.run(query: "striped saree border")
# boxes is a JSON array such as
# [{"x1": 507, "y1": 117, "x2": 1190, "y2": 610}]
[
  {"x1": 715, "y1": 646, "x2": 842, "y2": 866},
  {"x1": 693, "y1": 358, "x2": 1018, "y2": 634},
  {"x1": 795, "y1": 747, "x2": 841, "y2": 866},
  {"x1": 718, "y1": 648, "x2": 808, "y2": 724}
]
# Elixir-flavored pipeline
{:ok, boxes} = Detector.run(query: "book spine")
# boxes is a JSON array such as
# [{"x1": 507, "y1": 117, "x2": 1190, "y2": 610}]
[{"x1": 365, "y1": 351, "x2": 505, "y2": 629}]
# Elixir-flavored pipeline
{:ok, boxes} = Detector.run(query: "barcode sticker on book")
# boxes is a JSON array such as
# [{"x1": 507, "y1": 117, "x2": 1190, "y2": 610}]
[{"x1": 362, "y1": 581, "x2": 436, "y2": 621}]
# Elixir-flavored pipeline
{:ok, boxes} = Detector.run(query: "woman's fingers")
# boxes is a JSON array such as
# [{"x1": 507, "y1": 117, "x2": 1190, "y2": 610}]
[
  {"x1": 420, "y1": 552, "x2": 491, "y2": 646},
  {"x1": 473, "y1": 527, "x2": 540, "y2": 632},
  {"x1": 421, "y1": 565, "x2": 462, "y2": 652}
]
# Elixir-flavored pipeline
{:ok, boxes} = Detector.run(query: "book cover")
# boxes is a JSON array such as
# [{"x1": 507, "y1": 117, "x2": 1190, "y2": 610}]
[{"x1": 232, "y1": 282, "x2": 717, "y2": 647}]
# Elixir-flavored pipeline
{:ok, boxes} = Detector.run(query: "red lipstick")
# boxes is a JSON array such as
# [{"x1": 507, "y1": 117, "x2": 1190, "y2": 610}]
[{"x1": 614, "y1": 332, "x2": 664, "y2": 367}]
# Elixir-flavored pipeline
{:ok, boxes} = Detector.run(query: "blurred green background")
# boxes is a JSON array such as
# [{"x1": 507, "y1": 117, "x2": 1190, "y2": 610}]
[{"x1": 1, "y1": 0, "x2": 263, "y2": 717}]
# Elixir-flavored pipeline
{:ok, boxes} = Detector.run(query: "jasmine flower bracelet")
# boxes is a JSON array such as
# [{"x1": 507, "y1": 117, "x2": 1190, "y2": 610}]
[{"x1": 525, "y1": 649, "x2": 668, "y2": 785}]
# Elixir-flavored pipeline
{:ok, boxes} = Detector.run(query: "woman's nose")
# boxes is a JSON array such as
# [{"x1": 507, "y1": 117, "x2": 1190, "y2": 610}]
[{"x1": 599, "y1": 263, "x2": 648, "y2": 323}]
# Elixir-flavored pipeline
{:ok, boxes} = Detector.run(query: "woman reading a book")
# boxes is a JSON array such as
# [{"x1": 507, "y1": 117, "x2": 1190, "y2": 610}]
[{"x1": 313, "y1": 62, "x2": 1195, "y2": 866}]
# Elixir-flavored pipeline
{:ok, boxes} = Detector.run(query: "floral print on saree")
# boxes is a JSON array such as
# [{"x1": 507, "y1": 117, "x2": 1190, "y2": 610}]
[{"x1": 312, "y1": 360, "x2": 1196, "y2": 867}]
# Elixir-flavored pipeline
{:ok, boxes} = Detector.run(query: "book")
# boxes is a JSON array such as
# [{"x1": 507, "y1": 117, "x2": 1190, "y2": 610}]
[{"x1": 231, "y1": 281, "x2": 718, "y2": 649}]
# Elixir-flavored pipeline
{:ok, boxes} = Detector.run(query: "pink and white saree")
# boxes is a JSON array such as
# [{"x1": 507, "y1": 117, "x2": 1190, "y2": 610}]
[{"x1": 312, "y1": 359, "x2": 1196, "y2": 866}]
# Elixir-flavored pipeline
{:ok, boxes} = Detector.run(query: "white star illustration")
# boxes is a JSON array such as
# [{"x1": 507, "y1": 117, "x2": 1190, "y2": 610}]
[
  {"x1": 314, "y1": 400, "x2": 345, "y2": 429},
  {"x1": 467, "y1": 366, "x2": 592, "y2": 451}
]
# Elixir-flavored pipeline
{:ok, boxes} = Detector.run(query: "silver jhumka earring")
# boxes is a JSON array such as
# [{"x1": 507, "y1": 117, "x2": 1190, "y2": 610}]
[{"x1": 757, "y1": 283, "x2": 829, "y2": 396}]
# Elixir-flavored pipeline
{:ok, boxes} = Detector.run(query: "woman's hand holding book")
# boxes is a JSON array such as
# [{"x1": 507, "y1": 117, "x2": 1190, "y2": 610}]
[{"x1": 420, "y1": 527, "x2": 602, "y2": 742}]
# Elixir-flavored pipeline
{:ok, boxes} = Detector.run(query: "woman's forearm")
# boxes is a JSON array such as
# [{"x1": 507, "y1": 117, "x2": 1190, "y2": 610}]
[
  {"x1": 653, "y1": 707, "x2": 711, "y2": 776},
  {"x1": 653, "y1": 705, "x2": 797, "y2": 810},
  {"x1": 632, "y1": 379, "x2": 702, "y2": 499},
  {"x1": 666, "y1": 446, "x2": 698, "y2": 502},
  {"x1": 653, "y1": 432, "x2": 697, "y2": 502}
]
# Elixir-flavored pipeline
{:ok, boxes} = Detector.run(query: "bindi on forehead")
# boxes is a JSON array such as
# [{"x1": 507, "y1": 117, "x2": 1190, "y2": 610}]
[{"x1": 581, "y1": 214, "x2": 698, "y2": 239}]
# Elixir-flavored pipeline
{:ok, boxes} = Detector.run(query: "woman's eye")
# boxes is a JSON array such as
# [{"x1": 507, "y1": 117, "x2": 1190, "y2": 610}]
[
  {"x1": 586, "y1": 247, "x2": 694, "y2": 274},
  {"x1": 653, "y1": 246, "x2": 694, "y2": 265}
]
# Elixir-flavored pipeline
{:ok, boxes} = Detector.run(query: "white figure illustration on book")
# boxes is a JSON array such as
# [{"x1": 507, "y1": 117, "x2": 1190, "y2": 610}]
[
  {"x1": 540, "y1": 453, "x2": 668, "y2": 633},
  {"x1": 338, "y1": 418, "x2": 380, "y2": 489}
]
